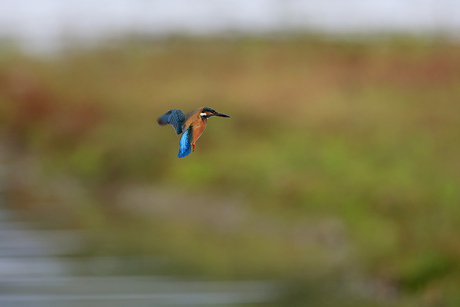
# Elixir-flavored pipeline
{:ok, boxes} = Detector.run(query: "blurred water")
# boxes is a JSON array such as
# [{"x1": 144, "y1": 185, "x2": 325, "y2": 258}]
[
  {"x1": 0, "y1": 151, "x2": 280, "y2": 306},
  {"x1": 1, "y1": 0, "x2": 460, "y2": 54}
]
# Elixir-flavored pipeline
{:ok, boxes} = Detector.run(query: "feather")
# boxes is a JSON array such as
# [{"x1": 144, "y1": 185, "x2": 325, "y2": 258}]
[
  {"x1": 157, "y1": 109, "x2": 185, "y2": 135},
  {"x1": 177, "y1": 127, "x2": 192, "y2": 158}
]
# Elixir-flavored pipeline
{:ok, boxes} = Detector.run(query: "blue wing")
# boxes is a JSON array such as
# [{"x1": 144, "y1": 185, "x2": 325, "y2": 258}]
[
  {"x1": 157, "y1": 109, "x2": 185, "y2": 134},
  {"x1": 177, "y1": 127, "x2": 192, "y2": 158}
]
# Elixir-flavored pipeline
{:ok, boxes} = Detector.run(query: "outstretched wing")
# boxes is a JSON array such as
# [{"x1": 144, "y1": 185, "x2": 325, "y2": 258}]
[
  {"x1": 157, "y1": 109, "x2": 185, "y2": 134},
  {"x1": 178, "y1": 127, "x2": 193, "y2": 158}
]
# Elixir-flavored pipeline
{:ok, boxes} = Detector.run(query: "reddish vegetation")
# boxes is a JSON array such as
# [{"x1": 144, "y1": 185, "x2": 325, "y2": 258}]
[{"x1": 0, "y1": 70, "x2": 103, "y2": 147}]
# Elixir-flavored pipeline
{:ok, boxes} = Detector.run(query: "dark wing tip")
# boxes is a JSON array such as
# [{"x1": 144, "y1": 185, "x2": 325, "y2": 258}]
[{"x1": 157, "y1": 110, "x2": 172, "y2": 126}]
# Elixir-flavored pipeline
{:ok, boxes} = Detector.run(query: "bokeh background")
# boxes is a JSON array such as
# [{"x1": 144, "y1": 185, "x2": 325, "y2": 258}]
[{"x1": 1, "y1": 1, "x2": 460, "y2": 306}]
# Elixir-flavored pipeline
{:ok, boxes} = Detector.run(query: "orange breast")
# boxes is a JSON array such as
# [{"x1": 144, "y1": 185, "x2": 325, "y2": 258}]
[{"x1": 191, "y1": 118, "x2": 207, "y2": 145}]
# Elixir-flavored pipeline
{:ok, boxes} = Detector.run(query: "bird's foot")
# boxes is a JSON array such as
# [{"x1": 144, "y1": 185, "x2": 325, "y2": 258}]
[{"x1": 192, "y1": 144, "x2": 195, "y2": 152}]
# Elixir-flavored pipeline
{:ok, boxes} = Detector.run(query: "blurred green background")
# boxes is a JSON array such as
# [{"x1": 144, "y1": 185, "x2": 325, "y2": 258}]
[{"x1": 1, "y1": 36, "x2": 460, "y2": 305}]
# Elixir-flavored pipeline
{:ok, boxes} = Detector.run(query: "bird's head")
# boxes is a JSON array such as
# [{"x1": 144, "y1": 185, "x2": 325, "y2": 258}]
[{"x1": 200, "y1": 107, "x2": 230, "y2": 119}]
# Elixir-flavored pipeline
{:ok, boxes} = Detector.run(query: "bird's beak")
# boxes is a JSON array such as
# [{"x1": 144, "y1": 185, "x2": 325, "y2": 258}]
[{"x1": 215, "y1": 112, "x2": 230, "y2": 118}]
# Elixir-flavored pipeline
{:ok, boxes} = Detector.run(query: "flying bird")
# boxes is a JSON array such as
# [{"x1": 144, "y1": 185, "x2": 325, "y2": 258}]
[{"x1": 157, "y1": 107, "x2": 230, "y2": 158}]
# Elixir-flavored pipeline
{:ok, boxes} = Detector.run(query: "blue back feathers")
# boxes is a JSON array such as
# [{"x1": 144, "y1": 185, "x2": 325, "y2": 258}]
[{"x1": 178, "y1": 127, "x2": 192, "y2": 158}]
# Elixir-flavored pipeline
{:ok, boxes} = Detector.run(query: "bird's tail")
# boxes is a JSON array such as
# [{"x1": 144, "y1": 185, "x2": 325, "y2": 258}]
[{"x1": 177, "y1": 128, "x2": 192, "y2": 158}]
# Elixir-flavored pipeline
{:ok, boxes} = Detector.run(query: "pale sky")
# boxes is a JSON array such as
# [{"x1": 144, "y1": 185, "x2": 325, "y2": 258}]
[{"x1": 1, "y1": 0, "x2": 459, "y2": 53}]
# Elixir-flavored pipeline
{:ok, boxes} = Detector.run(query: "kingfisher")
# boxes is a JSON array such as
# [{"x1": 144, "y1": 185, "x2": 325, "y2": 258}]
[{"x1": 157, "y1": 107, "x2": 230, "y2": 158}]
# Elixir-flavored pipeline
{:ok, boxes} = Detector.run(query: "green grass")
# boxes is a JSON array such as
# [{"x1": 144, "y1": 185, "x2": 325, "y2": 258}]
[{"x1": 1, "y1": 36, "x2": 460, "y2": 306}]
